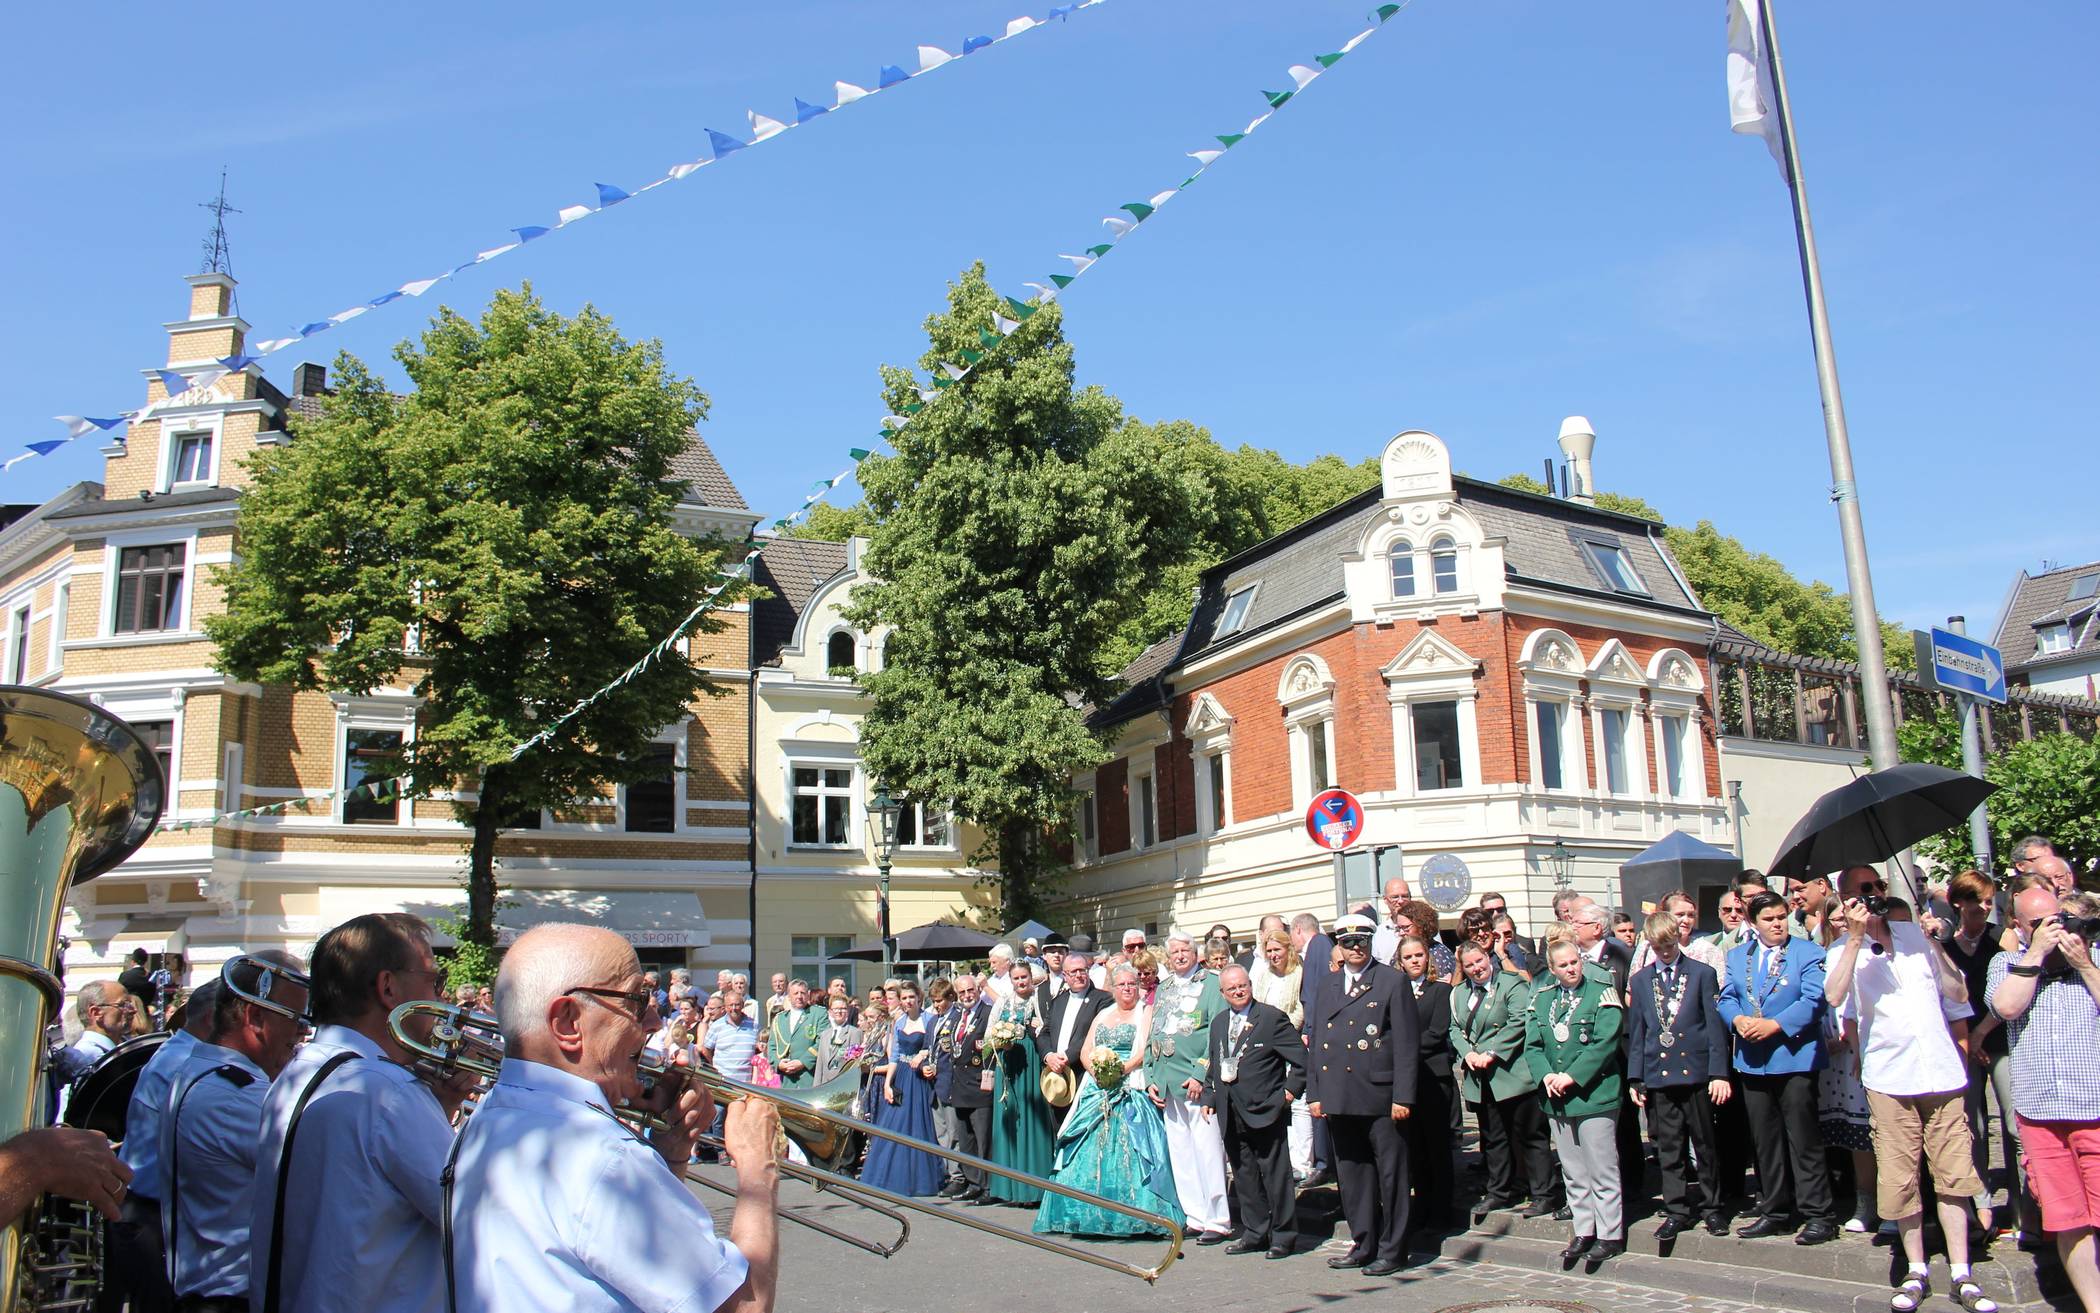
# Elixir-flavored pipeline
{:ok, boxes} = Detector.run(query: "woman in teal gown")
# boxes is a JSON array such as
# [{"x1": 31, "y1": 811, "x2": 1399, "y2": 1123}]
[
  {"x1": 1034, "y1": 965, "x2": 1182, "y2": 1238},
  {"x1": 988, "y1": 965, "x2": 1057, "y2": 1205}
]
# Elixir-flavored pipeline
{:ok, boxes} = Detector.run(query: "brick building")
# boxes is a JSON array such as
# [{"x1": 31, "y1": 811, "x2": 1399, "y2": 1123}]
[
  {"x1": 0, "y1": 274, "x2": 768, "y2": 992},
  {"x1": 1058, "y1": 425, "x2": 1734, "y2": 940}
]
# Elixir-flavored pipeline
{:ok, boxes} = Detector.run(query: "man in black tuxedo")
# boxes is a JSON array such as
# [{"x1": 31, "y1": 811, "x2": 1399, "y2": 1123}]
[
  {"x1": 1625, "y1": 911, "x2": 1732, "y2": 1240},
  {"x1": 1041, "y1": 952, "x2": 1107, "y2": 1085},
  {"x1": 1290, "y1": 912, "x2": 1338, "y2": 1188},
  {"x1": 1204, "y1": 965, "x2": 1306, "y2": 1257},
  {"x1": 945, "y1": 973, "x2": 997, "y2": 1203},
  {"x1": 1308, "y1": 914, "x2": 1418, "y2": 1277}
]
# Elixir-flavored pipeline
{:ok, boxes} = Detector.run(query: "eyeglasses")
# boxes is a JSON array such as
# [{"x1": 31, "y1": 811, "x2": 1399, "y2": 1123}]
[{"x1": 564, "y1": 986, "x2": 654, "y2": 1023}]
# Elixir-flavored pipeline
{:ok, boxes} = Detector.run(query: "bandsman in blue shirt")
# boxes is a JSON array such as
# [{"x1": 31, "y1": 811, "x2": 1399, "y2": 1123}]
[
  {"x1": 165, "y1": 953, "x2": 305, "y2": 1312},
  {"x1": 450, "y1": 922, "x2": 782, "y2": 1313},
  {"x1": 104, "y1": 978, "x2": 217, "y2": 1313}
]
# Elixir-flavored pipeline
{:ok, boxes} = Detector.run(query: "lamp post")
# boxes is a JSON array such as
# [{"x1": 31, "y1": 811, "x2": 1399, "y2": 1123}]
[
  {"x1": 868, "y1": 790, "x2": 903, "y2": 975},
  {"x1": 1549, "y1": 838, "x2": 1574, "y2": 891}
]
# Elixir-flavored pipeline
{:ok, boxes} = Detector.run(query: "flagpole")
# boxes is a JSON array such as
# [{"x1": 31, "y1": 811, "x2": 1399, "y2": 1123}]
[{"x1": 1754, "y1": 0, "x2": 1902, "y2": 774}]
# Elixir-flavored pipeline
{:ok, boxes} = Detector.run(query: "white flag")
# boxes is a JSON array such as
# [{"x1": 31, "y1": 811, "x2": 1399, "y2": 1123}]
[{"x1": 1726, "y1": 0, "x2": 1785, "y2": 173}]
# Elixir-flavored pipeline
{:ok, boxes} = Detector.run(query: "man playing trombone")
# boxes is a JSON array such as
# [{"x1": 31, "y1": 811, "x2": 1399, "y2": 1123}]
[{"x1": 450, "y1": 922, "x2": 782, "y2": 1313}]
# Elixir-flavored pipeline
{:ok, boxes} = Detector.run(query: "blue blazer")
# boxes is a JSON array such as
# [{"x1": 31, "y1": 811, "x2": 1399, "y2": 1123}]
[
  {"x1": 1717, "y1": 936, "x2": 1827, "y2": 1075},
  {"x1": 1625, "y1": 956, "x2": 1729, "y2": 1088}
]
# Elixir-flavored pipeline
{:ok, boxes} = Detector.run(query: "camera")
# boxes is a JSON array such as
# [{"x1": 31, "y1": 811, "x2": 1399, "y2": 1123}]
[
  {"x1": 1860, "y1": 895, "x2": 1891, "y2": 918},
  {"x1": 2054, "y1": 912, "x2": 2100, "y2": 941}
]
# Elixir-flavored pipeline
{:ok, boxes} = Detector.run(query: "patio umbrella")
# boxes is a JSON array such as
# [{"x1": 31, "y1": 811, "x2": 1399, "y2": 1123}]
[
  {"x1": 1766, "y1": 763, "x2": 1998, "y2": 880},
  {"x1": 833, "y1": 922, "x2": 997, "y2": 963},
  {"x1": 1002, "y1": 918, "x2": 1064, "y2": 947}
]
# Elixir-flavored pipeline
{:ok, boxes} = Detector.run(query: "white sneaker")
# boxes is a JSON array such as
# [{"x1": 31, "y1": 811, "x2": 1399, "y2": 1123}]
[{"x1": 1844, "y1": 1216, "x2": 1871, "y2": 1233}]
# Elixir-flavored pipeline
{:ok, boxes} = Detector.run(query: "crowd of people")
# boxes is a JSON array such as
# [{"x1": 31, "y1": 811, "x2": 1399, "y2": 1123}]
[{"x1": 8, "y1": 834, "x2": 2097, "y2": 1313}]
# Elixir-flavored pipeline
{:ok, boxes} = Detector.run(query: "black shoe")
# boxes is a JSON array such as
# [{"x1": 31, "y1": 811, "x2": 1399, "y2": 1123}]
[
  {"x1": 1552, "y1": 1206, "x2": 1574, "y2": 1222},
  {"x1": 1655, "y1": 1217, "x2": 1687, "y2": 1242},
  {"x1": 1300, "y1": 1168, "x2": 1335, "y2": 1190},
  {"x1": 1326, "y1": 1251, "x2": 1370, "y2": 1270},
  {"x1": 1586, "y1": 1239, "x2": 1626, "y2": 1267},
  {"x1": 1363, "y1": 1257, "x2": 1408, "y2": 1277},
  {"x1": 1703, "y1": 1212, "x2": 1731, "y2": 1236},
  {"x1": 1477, "y1": 1195, "x2": 1520, "y2": 1213},
  {"x1": 1520, "y1": 1199, "x2": 1560, "y2": 1219},
  {"x1": 1195, "y1": 1230, "x2": 1234, "y2": 1246},
  {"x1": 1737, "y1": 1214, "x2": 1797, "y2": 1239},
  {"x1": 939, "y1": 1181, "x2": 969, "y2": 1198},
  {"x1": 1265, "y1": 1246, "x2": 1292, "y2": 1260},
  {"x1": 1794, "y1": 1220, "x2": 1839, "y2": 1246},
  {"x1": 966, "y1": 1193, "x2": 1002, "y2": 1207},
  {"x1": 1225, "y1": 1237, "x2": 1267, "y2": 1255},
  {"x1": 1558, "y1": 1236, "x2": 1594, "y2": 1267}
]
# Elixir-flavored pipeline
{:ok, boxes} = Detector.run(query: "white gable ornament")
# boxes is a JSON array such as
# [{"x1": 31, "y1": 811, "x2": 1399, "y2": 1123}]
[
  {"x1": 1379, "y1": 430, "x2": 1453, "y2": 502},
  {"x1": 1184, "y1": 692, "x2": 1237, "y2": 742}
]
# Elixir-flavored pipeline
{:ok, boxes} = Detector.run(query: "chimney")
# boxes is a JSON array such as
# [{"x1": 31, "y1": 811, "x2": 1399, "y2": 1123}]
[
  {"x1": 1557, "y1": 416, "x2": 1596, "y2": 506},
  {"x1": 293, "y1": 362, "x2": 329, "y2": 397}
]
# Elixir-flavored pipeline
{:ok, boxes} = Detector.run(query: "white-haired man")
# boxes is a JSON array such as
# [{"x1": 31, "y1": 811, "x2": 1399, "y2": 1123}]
[
  {"x1": 451, "y1": 923, "x2": 781, "y2": 1313},
  {"x1": 983, "y1": 944, "x2": 1019, "y2": 1003},
  {"x1": 1145, "y1": 930, "x2": 1232, "y2": 1243}
]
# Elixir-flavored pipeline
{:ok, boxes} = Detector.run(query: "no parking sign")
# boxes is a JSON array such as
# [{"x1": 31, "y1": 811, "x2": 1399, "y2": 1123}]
[{"x1": 1305, "y1": 788, "x2": 1365, "y2": 851}]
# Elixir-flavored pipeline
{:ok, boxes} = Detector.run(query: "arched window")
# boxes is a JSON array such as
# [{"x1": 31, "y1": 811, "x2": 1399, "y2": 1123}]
[
  {"x1": 1387, "y1": 540, "x2": 1416, "y2": 598},
  {"x1": 825, "y1": 630, "x2": 856, "y2": 672},
  {"x1": 1430, "y1": 537, "x2": 1459, "y2": 594}
]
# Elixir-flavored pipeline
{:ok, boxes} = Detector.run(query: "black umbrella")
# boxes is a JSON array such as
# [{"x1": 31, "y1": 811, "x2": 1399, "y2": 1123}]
[
  {"x1": 834, "y1": 922, "x2": 996, "y2": 963},
  {"x1": 1767, "y1": 763, "x2": 1998, "y2": 880}
]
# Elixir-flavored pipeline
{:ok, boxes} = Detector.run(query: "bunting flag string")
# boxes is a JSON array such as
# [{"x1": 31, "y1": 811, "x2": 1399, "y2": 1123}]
[
  {"x1": 873, "y1": 3, "x2": 1408, "y2": 445},
  {"x1": 159, "y1": 773, "x2": 410, "y2": 832},
  {"x1": 13, "y1": 1, "x2": 1109, "y2": 477}
]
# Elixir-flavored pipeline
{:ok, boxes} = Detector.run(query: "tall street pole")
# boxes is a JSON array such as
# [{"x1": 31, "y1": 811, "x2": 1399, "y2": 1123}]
[
  {"x1": 1755, "y1": 0, "x2": 1901, "y2": 773},
  {"x1": 1947, "y1": 616, "x2": 1994, "y2": 871}
]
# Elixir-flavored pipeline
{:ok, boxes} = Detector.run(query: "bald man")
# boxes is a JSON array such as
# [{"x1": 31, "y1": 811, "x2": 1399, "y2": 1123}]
[{"x1": 449, "y1": 924, "x2": 782, "y2": 1313}]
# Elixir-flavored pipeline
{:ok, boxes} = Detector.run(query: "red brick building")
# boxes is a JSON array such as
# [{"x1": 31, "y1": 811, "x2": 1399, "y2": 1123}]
[{"x1": 1060, "y1": 426, "x2": 1730, "y2": 939}]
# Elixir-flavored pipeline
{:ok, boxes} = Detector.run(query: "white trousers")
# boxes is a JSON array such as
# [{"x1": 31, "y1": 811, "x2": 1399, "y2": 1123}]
[
  {"x1": 1287, "y1": 1098, "x2": 1313, "y2": 1177},
  {"x1": 1163, "y1": 1094, "x2": 1232, "y2": 1233}
]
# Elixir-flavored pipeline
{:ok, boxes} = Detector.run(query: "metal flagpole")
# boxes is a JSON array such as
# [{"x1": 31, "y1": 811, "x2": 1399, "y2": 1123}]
[{"x1": 1754, "y1": 0, "x2": 1902, "y2": 773}]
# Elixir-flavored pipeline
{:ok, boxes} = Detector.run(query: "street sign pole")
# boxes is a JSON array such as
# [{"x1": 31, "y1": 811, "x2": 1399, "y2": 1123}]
[{"x1": 1947, "y1": 617, "x2": 1993, "y2": 872}]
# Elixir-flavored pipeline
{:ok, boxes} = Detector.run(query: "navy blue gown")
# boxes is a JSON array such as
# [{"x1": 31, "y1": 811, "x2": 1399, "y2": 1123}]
[{"x1": 858, "y1": 1020, "x2": 944, "y2": 1197}]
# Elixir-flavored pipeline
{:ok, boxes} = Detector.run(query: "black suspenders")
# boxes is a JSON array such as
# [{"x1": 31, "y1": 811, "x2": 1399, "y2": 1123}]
[
  {"x1": 161, "y1": 1063, "x2": 254, "y2": 1294},
  {"x1": 260, "y1": 1051, "x2": 360, "y2": 1313}
]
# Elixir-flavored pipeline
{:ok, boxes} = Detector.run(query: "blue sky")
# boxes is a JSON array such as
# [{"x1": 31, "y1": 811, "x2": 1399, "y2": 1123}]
[{"x1": 7, "y1": 1, "x2": 2094, "y2": 641}]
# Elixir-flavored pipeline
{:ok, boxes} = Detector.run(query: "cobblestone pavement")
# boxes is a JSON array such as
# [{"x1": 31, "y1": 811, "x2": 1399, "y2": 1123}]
[{"x1": 690, "y1": 1175, "x2": 1792, "y2": 1313}]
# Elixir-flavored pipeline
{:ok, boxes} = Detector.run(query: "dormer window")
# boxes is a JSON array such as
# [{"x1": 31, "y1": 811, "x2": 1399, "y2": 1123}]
[
  {"x1": 2038, "y1": 622, "x2": 2073, "y2": 656},
  {"x1": 171, "y1": 431, "x2": 213, "y2": 485},
  {"x1": 1430, "y1": 537, "x2": 1459, "y2": 594},
  {"x1": 1581, "y1": 539, "x2": 1648, "y2": 596},
  {"x1": 1216, "y1": 585, "x2": 1257, "y2": 638},
  {"x1": 825, "y1": 630, "x2": 856, "y2": 673},
  {"x1": 1387, "y1": 541, "x2": 1415, "y2": 598}
]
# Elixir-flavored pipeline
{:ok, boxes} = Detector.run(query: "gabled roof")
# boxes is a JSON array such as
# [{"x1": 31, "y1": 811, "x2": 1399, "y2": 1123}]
[
  {"x1": 1994, "y1": 560, "x2": 2100, "y2": 672},
  {"x1": 751, "y1": 536, "x2": 851, "y2": 666},
  {"x1": 1086, "y1": 633, "x2": 1185, "y2": 728},
  {"x1": 669, "y1": 433, "x2": 749, "y2": 511}
]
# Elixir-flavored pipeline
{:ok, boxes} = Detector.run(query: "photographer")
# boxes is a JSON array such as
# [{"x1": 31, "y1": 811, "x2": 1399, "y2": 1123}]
[
  {"x1": 1987, "y1": 888, "x2": 2100, "y2": 1313},
  {"x1": 1825, "y1": 895, "x2": 1991, "y2": 1313}
]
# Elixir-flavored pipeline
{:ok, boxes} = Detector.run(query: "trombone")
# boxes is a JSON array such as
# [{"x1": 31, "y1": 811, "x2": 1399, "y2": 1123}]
[
  {"x1": 387, "y1": 1001, "x2": 1184, "y2": 1282},
  {"x1": 219, "y1": 953, "x2": 313, "y2": 1024}
]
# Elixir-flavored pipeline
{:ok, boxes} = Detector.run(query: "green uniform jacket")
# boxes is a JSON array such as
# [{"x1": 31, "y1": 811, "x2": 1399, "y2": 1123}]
[
  {"x1": 1449, "y1": 972, "x2": 1537, "y2": 1104},
  {"x1": 1145, "y1": 968, "x2": 1225, "y2": 1095},
  {"x1": 1523, "y1": 973, "x2": 1624, "y2": 1119},
  {"x1": 768, "y1": 1006, "x2": 825, "y2": 1088}
]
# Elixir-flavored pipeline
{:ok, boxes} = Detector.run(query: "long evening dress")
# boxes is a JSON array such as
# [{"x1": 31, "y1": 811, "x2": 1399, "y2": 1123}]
[
  {"x1": 1032, "y1": 1020, "x2": 1181, "y2": 1238},
  {"x1": 859, "y1": 1022, "x2": 943, "y2": 1197},
  {"x1": 988, "y1": 1004, "x2": 1057, "y2": 1205}
]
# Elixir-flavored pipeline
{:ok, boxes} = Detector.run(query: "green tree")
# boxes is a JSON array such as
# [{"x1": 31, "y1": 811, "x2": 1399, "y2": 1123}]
[
  {"x1": 785, "y1": 501, "x2": 881, "y2": 543},
  {"x1": 208, "y1": 287, "x2": 740, "y2": 948},
  {"x1": 1895, "y1": 708, "x2": 2100, "y2": 874},
  {"x1": 845, "y1": 266, "x2": 1207, "y2": 920}
]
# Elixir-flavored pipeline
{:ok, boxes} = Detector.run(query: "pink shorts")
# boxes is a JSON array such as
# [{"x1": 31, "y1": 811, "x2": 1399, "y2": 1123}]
[{"x1": 2018, "y1": 1116, "x2": 2100, "y2": 1234}]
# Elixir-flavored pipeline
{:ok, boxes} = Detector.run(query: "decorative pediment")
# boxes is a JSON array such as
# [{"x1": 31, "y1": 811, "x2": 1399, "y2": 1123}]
[
  {"x1": 1518, "y1": 628, "x2": 1581, "y2": 674},
  {"x1": 1649, "y1": 648, "x2": 1704, "y2": 693},
  {"x1": 1381, "y1": 629, "x2": 1482, "y2": 683},
  {"x1": 1585, "y1": 638, "x2": 1645, "y2": 688},
  {"x1": 1184, "y1": 692, "x2": 1236, "y2": 743},
  {"x1": 1379, "y1": 429, "x2": 1453, "y2": 502},
  {"x1": 1277, "y1": 653, "x2": 1336, "y2": 709}
]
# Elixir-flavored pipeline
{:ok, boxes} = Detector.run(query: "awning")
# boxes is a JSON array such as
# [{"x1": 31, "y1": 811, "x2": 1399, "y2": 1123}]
[
  {"x1": 113, "y1": 915, "x2": 191, "y2": 953},
  {"x1": 321, "y1": 887, "x2": 712, "y2": 950}
]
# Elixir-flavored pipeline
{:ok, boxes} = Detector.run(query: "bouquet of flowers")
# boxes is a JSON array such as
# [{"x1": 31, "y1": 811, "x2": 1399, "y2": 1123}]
[
  {"x1": 1089, "y1": 1050, "x2": 1127, "y2": 1089},
  {"x1": 983, "y1": 1018, "x2": 1025, "y2": 1054}
]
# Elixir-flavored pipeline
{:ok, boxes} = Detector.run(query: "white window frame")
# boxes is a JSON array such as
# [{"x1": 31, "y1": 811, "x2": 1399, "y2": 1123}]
[
  {"x1": 786, "y1": 757, "x2": 859, "y2": 850},
  {"x1": 1382, "y1": 630, "x2": 1483, "y2": 800},
  {"x1": 1073, "y1": 770, "x2": 1098, "y2": 865},
  {"x1": 7, "y1": 605, "x2": 29, "y2": 682},
  {"x1": 97, "y1": 687, "x2": 187, "y2": 820},
  {"x1": 157, "y1": 412, "x2": 223, "y2": 492},
  {"x1": 98, "y1": 527, "x2": 200, "y2": 639},
  {"x1": 1646, "y1": 648, "x2": 1709, "y2": 801},
  {"x1": 1386, "y1": 539, "x2": 1416, "y2": 598},
  {"x1": 1532, "y1": 698, "x2": 1570, "y2": 791},
  {"x1": 1279, "y1": 653, "x2": 1338, "y2": 808},
  {"x1": 1131, "y1": 768, "x2": 1157, "y2": 850},
  {"x1": 2037, "y1": 622, "x2": 2072, "y2": 656},
  {"x1": 338, "y1": 709, "x2": 414, "y2": 828},
  {"x1": 1579, "y1": 538, "x2": 1650, "y2": 597},
  {"x1": 1185, "y1": 692, "x2": 1236, "y2": 836},
  {"x1": 1517, "y1": 629, "x2": 1586, "y2": 794},
  {"x1": 896, "y1": 798, "x2": 957, "y2": 852},
  {"x1": 47, "y1": 583, "x2": 68, "y2": 672},
  {"x1": 1216, "y1": 584, "x2": 1258, "y2": 639},
  {"x1": 617, "y1": 728, "x2": 687, "y2": 834},
  {"x1": 1585, "y1": 642, "x2": 1651, "y2": 800},
  {"x1": 823, "y1": 628, "x2": 859, "y2": 675},
  {"x1": 1428, "y1": 535, "x2": 1460, "y2": 595},
  {"x1": 791, "y1": 934, "x2": 862, "y2": 1002}
]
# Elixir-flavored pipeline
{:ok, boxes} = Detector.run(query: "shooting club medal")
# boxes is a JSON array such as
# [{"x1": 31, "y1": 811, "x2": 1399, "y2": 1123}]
[
  {"x1": 1549, "y1": 988, "x2": 1577, "y2": 1044},
  {"x1": 1653, "y1": 966, "x2": 1688, "y2": 1048}
]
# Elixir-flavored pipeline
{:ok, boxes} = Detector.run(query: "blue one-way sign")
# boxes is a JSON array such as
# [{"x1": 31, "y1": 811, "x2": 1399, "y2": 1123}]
[{"x1": 1914, "y1": 627, "x2": 2007, "y2": 704}]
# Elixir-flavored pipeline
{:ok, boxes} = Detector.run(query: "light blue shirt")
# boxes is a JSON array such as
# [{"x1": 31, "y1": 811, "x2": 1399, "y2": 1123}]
[
  {"x1": 451, "y1": 1058, "x2": 749, "y2": 1313},
  {"x1": 120, "y1": 1027, "x2": 198, "y2": 1200},
  {"x1": 163, "y1": 1042, "x2": 266, "y2": 1299},
  {"x1": 246, "y1": 1024, "x2": 453, "y2": 1313},
  {"x1": 704, "y1": 1015, "x2": 758, "y2": 1082}
]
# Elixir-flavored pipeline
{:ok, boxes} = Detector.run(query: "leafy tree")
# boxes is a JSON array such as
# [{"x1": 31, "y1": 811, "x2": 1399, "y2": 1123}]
[
  {"x1": 845, "y1": 265, "x2": 1207, "y2": 920},
  {"x1": 1895, "y1": 708, "x2": 2100, "y2": 875},
  {"x1": 208, "y1": 287, "x2": 740, "y2": 947},
  {"x1": 785, "y1": 502, "x2": 880, "y2": 543},
  {"x1": 1495, "y1": 471, "x2": 1661, "y2": 521}
]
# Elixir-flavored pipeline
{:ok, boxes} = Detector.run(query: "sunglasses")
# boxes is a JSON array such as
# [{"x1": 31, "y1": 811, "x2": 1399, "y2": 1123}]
[{"x1": 564, "y1": 986, "x2": 654, "y2": 1023}]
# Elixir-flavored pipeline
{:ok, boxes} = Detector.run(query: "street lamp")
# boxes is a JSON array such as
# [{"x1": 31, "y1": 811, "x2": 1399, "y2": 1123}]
[
  {"x1": 868, "y1": 789, "x2": 903, "y2": 974},
  {"x1": 1549, "y1": 837, "x2": 1574, "y2": 890}
]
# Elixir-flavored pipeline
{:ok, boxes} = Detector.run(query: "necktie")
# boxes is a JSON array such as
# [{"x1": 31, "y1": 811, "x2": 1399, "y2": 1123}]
[
  {"x1": 1661, "y1": 965, "x2": 1674, "y2": 992},
  {"x1": 1764, "y1": 946, "x2": 1781, "y2": 982}
]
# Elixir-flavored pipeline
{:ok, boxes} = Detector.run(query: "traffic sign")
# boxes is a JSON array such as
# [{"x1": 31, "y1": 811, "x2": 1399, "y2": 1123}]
[
  {"x1": 1914, "y1": 627, "x2": 2007, "y2": 705},
  {"x1": 1305, "y1": 788, "x2": 1366, "y2": 851}
]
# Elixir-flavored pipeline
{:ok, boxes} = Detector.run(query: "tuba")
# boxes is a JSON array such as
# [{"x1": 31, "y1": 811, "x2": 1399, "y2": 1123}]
[{"x1": 1, "y1": 687, "x2": 166, "y2": 1312}]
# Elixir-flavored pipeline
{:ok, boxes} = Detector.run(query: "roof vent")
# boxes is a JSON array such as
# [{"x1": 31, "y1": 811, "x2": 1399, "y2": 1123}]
[{"x1": 1557, "y1": 416, "x2": 1596, "y2": 506}]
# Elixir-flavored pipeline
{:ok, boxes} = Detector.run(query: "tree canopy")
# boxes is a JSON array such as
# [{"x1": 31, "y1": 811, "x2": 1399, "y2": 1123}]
[
  {"x1": 1896, "y1": 708, "x2": 2100, "y2": 875},
  {"x1": 208, "y1": 287, "x2": 740, "y2": 946},
  {"x1": 844, "y1": 266, "x2": 1207, "y2": 919}
]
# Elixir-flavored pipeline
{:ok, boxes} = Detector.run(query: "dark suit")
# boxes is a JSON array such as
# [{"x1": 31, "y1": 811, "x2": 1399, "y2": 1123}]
[
  {"x1": 1309, "y1": 960, "x2": 1418, "y2": 1264},
  {"x1": 1626, "y1": 955, "x2": 1729, "y2": 1223},
  {"x1": 1202, "y1": 1001, "x2": 1307, "y2": 1250},
  {"x1": 1042, "y1": 985, "x2": 1108, "y2": 1071},
  {"x1": 1405, "y1": 977, "x2": 1457, "y2": 1226},
  {"x1": 946, "y1": 998, "x2": 996, "y2": 1189},
  {"x1": 1295, "y1": 932, "x2": 1337, "y2": 1173},
  {"x1": 929, "y1": 1004, "x2": 967, "y2": 1190}
]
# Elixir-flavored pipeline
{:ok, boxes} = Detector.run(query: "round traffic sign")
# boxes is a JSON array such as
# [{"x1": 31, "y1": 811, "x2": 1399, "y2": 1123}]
[{"x1": 1305, "y1": 788, "x2": 1366, "y2": 851}]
